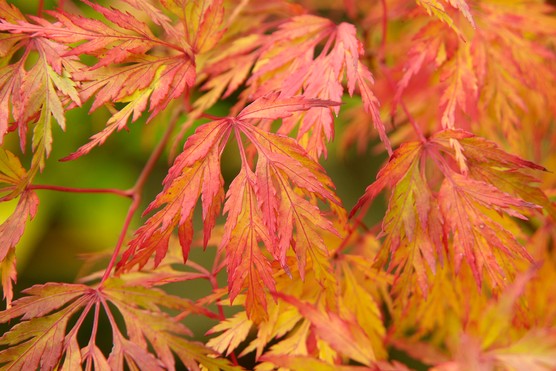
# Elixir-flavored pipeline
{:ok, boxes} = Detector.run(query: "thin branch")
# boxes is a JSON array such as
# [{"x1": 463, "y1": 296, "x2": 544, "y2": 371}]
[
  {"x1": 381, "y1": 66, "x2": 427, "y2": 143},
  {"x1": 28, "y1": 184, "x2": 132, "y2": 198},
  {"x1": 332, "y1": 204, "x2": 373, "y2": 258},
  {"x1": 100, "y1": 110, "x2": 181, "y2": 283}
]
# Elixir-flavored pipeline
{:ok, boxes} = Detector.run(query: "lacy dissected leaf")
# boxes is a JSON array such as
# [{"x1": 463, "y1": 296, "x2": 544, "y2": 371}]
[
  {"x1": 260, "y1": 355, "x2": 412, "y2": 371},
  {"x1": 101, "y1": 278, "x2": 239, "y2": 371},
  {"x1": 158, "y1": 0, "x2": 226, "y2": 53},
  {"x1": 121, "y1": 0, "x2": 176, "y2": 36},
  {"x1": 122, "y1": 95, "x2": 342, "y2": 320},
  {"x1": 1, "y1": 1, "x2": 196, "y2": 161},
  {"x1": 350, "y1": 140, "x2": 442, "y2": 296},
  {"x1": 0, "y1": 148, "x2": 27, "y2": 200},
  {"x1": 0, "y1": 190, "x2": 39, "y2": 308},
  {"x1": 394, "y1": 1, "x2": 555, "y2": 139},
  {"x1": 206, "y1": 311, "x2": 253, "y2": 356},
  {"x1": 431, "y1": 131, "x2": 549, "y2": 286},
  {"x1": 0, "y1": 283, "x2": 90, "y2": 370},
  {"x1": 427, "y1": 269, "x2": 556, "y2": 370},
  {"x1": 239, "y1": 120, "x2": 340, "y2": 279},
  {"x1": 275, "y1": 293, "x2": 376, "y2": 366},
  {"x1": 0, "y1": 277, "x2": 238, "y2": 370},
  {"x1": 121, "y1": 118, "x2": 231, "y2": 270},
  {"x1": 392, "y1": 22, "x2": 447, "y2": 118},
  {"x1": 63, "y1": 54, "x2": 195, "y2": 160},
  {"x1": 191, "y1": 1, "x2": 305, "y2": 118},
  {"x1": 439, "y1": 43, "x2": 478, "y2": 129},
  {"x1": 433, "y1": 131, "x2": 552, "y2": 283},
  {"x1": 220, "y1": 167, "x2": 276, "y2": 322},
  {"x1": 0, "y1": 14, "x2": 82, "y2": 170},
  {"x1": 352, "y1": 129, "x2": 548, "y2": 292},
  {"x1": 0, "y1": 191, "x2": 39, "y2": 263},
  {"x1": 475, "y1": 2, "x2": 556, "y2": 135},
  {"x1": 193, "y1": 34, "x2": 264, "y2": 116},
  {"x1": 0, "y1": 0, "x2": 25, "y2": 139},
  {"x1": 490, "y1": 329, "x2": 556, "y2": 370},
  {"x1": 259, "y1": 355, "x2": 376, "y2": 371},
  {"x1": 34, "y1": 1, "x2": 197, "y2": 160},
  {"x1": 438, "y1": 173, "x2": 534, "y2": 286},
  {"x1": 0, "y1": 248, "x2": 16, "y2": 308},
  {"x1": 230, "y1": 284, "x2": 307, "y2": 360},
  {"x1": 245, "y1": 15, "x2": 389, "y2": 157},
  {"x1": 338, "y1": 259, "x2": 386, "y2": 358},
  {"x1": 416, "y1": 0, "x2": 475, "y2": 36}
]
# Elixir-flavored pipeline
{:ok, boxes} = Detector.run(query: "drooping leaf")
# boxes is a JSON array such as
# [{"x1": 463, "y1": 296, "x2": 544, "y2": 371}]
[
  {"x1": 0, "y1": 16, "x2": 83, "y2": 170},
  {"x1": 206, "y1": 311, "x2": 253, "y2": 356},
  {"x1": 120, "y1": 119, "x2": 231, "y2": 270},
  {"x1": 416, "y1": 0, "x2": 475, "y2": 37},
  {"x1": 275, "y1": 293, "x2": 376, "y2": 366},
  {"x1": 122, "y1": 95, "x2": 342, "y2": 320},
  {"x1": 245, "y1": 15, "x2": 389, "y2": 158},
  {"x1": 351, "y1": 130, "x2": 548, "y2": 292},
  {"x1": 0, "y1": 283, "x2": 90, "y2": 370},
  {"x1": 0, "y1": 190, "x2": 39, "y2": 308},
  {"x1": 0, "y1": 276, "x2": 239, "y2": 371}
]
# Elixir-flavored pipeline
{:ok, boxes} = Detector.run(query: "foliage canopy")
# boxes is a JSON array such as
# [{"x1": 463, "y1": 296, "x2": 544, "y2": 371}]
[{"x1": 0, "y1": 0, "x2": 555, "y2": 369}]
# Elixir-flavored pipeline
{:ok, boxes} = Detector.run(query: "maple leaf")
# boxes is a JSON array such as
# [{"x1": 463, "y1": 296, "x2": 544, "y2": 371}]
[
  {"x1": 206, "y1": 311, "x2": 253, "y2": 356},
  {"x1": 275, "y1": 293, "x2": 376, "y2": 366},
  {"x1": 190, "y1": 1, "x2": 306, "y2": 119},
  {"x1": 351, "y1": 130, "x2": 548, "y2": 292},
  {"x1": 192, "y1": 34, "x2": 264, "y2": 117},
  {"x1": 0, "y1": 148, "x2": 39, "y2": 308},
  {"x1": 416, "y1": 0, "x2": 475, "y2": 37},
  {"x1": 244, "y1": 15, "x2": 390, "y2": 158},
  {"x1": 0, "y1": 191, "x2": 39, "y2": 307},
  {"x1": 338, "y1": 259, "x2": 386, "y2": 358},
  {"x1": 121, "y1": 94, "x2": 341, "y2": 320},
  {"x1": 62, "y1": 54, "x2": 195, "y2": 160},
  {"x1": 22, "y1": 1, "x2": 198, "y2": 160},
  {"x1": 0, "y1": 283, "x2": 90, "y2": 370},
  {"x1": 439, "y1": 43, "x2": 478, "y2": 129},
  {"x1": 392, "y1": 22, "x2": 447, "y2": 120},
  {"x1": 0, "y1": 277, "x2": 239, "y2": 370},
  {"x1": 350, "y1": 140, "x2": 442, "y2": 296},
  {"x1": 393, "y1": 1, "x2": 555, "y2": 142},
  {"x1": 0, "y1": 17, "x2": 82, "y2": 171},
  {"x1": 0, "y1": 246, "x2": 15, "y2": 311}
]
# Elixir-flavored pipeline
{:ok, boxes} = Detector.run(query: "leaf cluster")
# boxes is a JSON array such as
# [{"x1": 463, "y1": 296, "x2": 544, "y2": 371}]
[{"x1": 0, "y1": 0, "x2": 555, "y2": 370}]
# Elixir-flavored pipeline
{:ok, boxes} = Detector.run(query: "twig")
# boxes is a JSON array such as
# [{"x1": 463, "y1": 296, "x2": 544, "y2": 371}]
[
  {"x1": 100, "y1": 110, "x2": 181, "y2": 283},
  {"x1": 29, "y1": 184, "x2": 132, "y2": 198}
]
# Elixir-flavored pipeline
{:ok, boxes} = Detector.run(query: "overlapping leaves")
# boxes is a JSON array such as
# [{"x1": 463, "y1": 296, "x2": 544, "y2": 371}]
[
  {"x1": 120, "y1": 93, "x2": 342, "y2": 321},
  {"x1": 0, "y1": 276, "x2": 239, "y2": 370},
  {"x1": 351, "y1": 129, "x2": 550, "y2": 293}
]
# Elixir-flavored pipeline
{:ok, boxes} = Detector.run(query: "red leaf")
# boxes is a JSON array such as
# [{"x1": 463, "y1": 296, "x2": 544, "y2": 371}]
[{"x1": 238, "y1": 92, "x2": 340, "y2": 121}]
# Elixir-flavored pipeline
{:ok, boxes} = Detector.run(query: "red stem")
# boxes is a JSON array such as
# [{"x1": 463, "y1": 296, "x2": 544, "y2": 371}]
[
  {"x1": 377, "y1": 0, "x2": 427, "y2": 144},
  {"x1": 381, "y1": 66, "x2": 427, "y2": 143},
  {"x1": 28, "y1": 184, "x2": 132, "y2": 198},
  {"x1": 332, "y1": 203, "x2": 373, "y2": 258},
  {"x1": 100, "y1": 110, "x2": 181, "y2": 283}
]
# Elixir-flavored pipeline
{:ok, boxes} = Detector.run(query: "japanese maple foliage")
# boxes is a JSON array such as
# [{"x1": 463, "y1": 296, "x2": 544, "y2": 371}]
[{"x1": 0, "y1": 0, "x2": 555, "y2": 370}]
